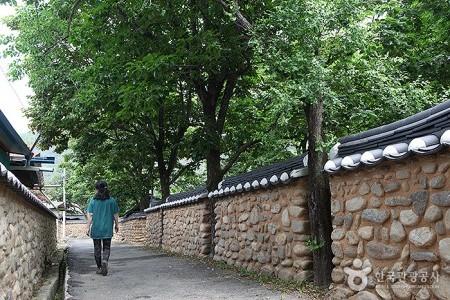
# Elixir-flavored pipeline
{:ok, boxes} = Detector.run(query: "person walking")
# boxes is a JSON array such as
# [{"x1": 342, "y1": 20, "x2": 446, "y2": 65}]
[{"x1": 86, "y1": 180, "x2": 119, "y2": 276}]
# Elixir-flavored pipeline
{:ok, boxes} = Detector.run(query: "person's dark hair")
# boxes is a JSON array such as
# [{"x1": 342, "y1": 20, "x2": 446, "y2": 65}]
[{"x1": 94, "y1": 180, "x2": 110, "y2": 200}]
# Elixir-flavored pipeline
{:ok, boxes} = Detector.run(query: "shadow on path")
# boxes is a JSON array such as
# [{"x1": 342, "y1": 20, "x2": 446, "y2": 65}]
[{"x1": 66, "y1": 238, "x2": 319, "y2": 300}]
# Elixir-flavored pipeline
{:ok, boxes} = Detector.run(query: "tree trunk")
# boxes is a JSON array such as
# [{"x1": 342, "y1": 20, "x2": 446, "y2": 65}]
[
  {"x1": 160, "y1": 174, "x2": 171, "y2": 201},
  {"x1": 304, "y1": 101, "x2": 332, "y2": 286},
  {"x1": 206, "y1": 146, "x2": 223, "y2": 192},
  {"x1": 139, "y1": 193, "x2": 149, "y2": 211}
]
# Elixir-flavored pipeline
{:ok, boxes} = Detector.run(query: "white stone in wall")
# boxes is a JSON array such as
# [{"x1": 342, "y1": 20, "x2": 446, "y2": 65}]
[
  {"x1": 346, "y1": 197, "x2": 366, "y2": 212},
  {"x1": 362, "y1": 209, "x2": 390, "y2": 224},
  {"x1": 431, "y1": 191, "x2": 450, "y2": 206},
  {"x1": 399, "y1": 209, "x2": 420, "y2": 226},
  {"x1": 415, "y1": 287, "x2": 430, "y2": 300},
  {"x1": 331, "y1": 200, "x2": 341, "y2": 214},
  {"x1": 291, "y1": 220, "x2": 310, "y2": 234},
  {"x1": 249, "y1": 207, "x2": 259, "y2": 224},
  {"x1": 444, "y1": 209, "x2": 450, "y2": 231},
  {"x1": 391, "y1": 281, "x2": 412, "y2": 300},
  {"x1": 408, "y1": 227, "x2": 436, "y2": 248},
  {"x1": 288, "y1": 205, "x2": 306, "y2": 217},
  {"x1": 431, "y1": 275, "x2": 450, "y2": 300},
  {"x1": 346, "y1": 231, "x2": 359, "y2": 245},
  {"x1": 424, "y1": 205, "x2": 443, "y2": 223},
  {"x1": 439, "y1": 238, "x2": 450, "y2": 263},
  {"x1": 350, "y1": 291, "x2": 380, "y2": 300},
  {"x1": 366, "y1": 241, "x2": 400, "y2": 260},
  {"x1": 375, "y1": 284, "x2": 392, "y2": 300},
  {"x1": 293, "y1": 245, "x2": 310, "y2": 257},
  {"x1": 390, "y1": 220, "x2": 406, "y2": 243},
  {"x1": 281, "y1": 209, "x2": 290, "y2": 226},
  {"x1": 331, "y1": 228, "x2": 345, "y2": 241},
  {"x1": 331, "y1": 242, "x2": 344, "y2": 258},
  {"x1": 271, "y1": 204, "x2": 281, "y2": 214},
  {"x1": 359, "y1": 182, "x2": 371, "y2": 196},
  {"x1": 357, "y1": 226, "x2": 374, "y2": 240},
  {"x1": 331, "y1": 267, "x2": 345, "y2": 283}
]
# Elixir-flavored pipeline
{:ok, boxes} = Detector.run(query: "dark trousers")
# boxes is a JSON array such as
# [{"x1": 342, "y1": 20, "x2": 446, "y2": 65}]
[{"x1": 93, "y1": 238, "x2": 112, "y2": 268}]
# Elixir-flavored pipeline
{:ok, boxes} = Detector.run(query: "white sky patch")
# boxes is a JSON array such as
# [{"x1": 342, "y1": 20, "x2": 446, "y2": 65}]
[{"x1": 0, "y1": 4, "x2": 32, "y2": 134}]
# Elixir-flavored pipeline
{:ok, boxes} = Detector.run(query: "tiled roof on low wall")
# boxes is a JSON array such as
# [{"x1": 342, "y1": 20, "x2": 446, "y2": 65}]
[
  {"x1": 144, "y1": 154, "x2": 309, "y2": 212},
  {"x1": 144, "y1": 186, "x2": 208, "y2": 212},
  {"x1": 325, "y1": 100, "x2": 450, "y2": 173},
  {"x1": 0, "y1": 162, "x2": 57, "y2": 218},
  {"x1": 120, "y1": 212, "x2": 147, "y2": 221},
  {"x1": 209, "y1": 154, "x2": 308, "y2": 199}
]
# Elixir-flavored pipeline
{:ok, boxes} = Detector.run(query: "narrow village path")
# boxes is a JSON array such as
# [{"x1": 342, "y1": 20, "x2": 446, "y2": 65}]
[{"x1": 66, "y1": 238, "x2": 320, "y2": 300}]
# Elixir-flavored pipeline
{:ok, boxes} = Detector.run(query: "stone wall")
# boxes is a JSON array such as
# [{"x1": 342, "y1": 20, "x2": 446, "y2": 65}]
[
  {"x1": 329, "y1": 150, "x2": 450, "y2": 299},
  {"x1": 114, "y1": 216, "x2": 148, "y2": 245},
  {"x1": 161, "y1": 200, "x2": 212, "y2": 256},
  {"x1": 146, "y1": 210, "x2": 162, "y2": 247},
  {"x1": 58, "y1": 221, "x2": 87, "y2": 240},
  {"x1": 0, "y1": 185, "x2": 57, "y2": 300},
  {"x1": 213, "y1": 177, "x2": 313, "y2": 282}
]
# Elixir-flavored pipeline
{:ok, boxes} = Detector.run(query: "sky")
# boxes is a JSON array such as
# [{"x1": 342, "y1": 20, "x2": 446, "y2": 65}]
[{"x1": 0, "y1": 4, "x2": 32, "y2": 134}]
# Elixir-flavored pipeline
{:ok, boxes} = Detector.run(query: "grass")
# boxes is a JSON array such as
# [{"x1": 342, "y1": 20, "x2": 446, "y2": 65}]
[{"x1": 145, "y1": 246, "x2": 328, "y2": 299}]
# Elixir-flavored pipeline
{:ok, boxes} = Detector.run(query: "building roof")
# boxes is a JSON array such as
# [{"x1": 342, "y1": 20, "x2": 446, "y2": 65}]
[
  {"x1": 0, "y1": 111, "x2": 55, "y2": 188},
  {"x1": 0, "y1": 162, "x2": 57, "y2": 218},
  {"x1": 0, "y1": 110, "x2": 32, "y2": 157},
  {"x1": 325, "y1": 100, "x2": 450, "y2": 173},
  {"x1": 209, "y1": 154, "x2": 308, "y2": 199}
]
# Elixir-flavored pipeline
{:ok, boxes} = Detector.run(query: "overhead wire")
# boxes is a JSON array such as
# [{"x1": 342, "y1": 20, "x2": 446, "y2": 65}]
[{"x1": 0, "y1": 63, "x2": 26, "y2": 109}]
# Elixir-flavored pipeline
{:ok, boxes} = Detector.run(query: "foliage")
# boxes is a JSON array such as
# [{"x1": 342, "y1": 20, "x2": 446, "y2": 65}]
[
  {"x1": 375, "y1": 0, "x2": 450, "y2": 90},
  {"x1": 254, "y1": 0, "x2": 443, "y2": 141},
  {"x1": 3, "y1": 0, "x2": 278, "y2": 204},
  {"x1": 253, "y1": 0, "x2": 447, "y2": 286},
  {"x1": 306, "y1": 238, "x2": 325, "y2": 253},
  {"x1": 2, "y1": 0, "x2": 448, "y2": 215}
]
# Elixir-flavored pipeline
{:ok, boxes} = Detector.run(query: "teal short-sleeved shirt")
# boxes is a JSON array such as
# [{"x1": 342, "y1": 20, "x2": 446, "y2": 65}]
[{"x1": 87, "y1": 197, "x2": 119, "y2": 239}]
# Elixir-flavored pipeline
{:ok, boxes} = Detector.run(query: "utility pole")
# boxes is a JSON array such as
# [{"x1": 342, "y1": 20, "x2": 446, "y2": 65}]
[{"x1": 62, "y1": 168, "x2": 66, "y2": 240}]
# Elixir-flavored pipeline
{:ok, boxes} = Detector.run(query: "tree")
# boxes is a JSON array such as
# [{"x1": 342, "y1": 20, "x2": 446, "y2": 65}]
[
  {"x1": 4, "y1": 0, "x2": 201, "y2": 201},
  {"x1": 375, "y1": 0, "x2": 450, "y2": 90},
  {"x1": 3, "y1": 0, "x2": 277, "y2": 200},
  {"x1": 255, "y1": 0, "x2": 443, "y2": 285}
]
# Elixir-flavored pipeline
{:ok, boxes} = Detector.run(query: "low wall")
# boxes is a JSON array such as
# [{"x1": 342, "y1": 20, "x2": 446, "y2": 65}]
[
  {"x1": 114, "y1": 215, "x2": 148, "y2": 245},
  {"x1": 329, "y1": 150, "x2": 450, "y2": 299},
  {"x1": 146, "y1": 210, "x2": 162, "y2": 247},
  {"x1": 0, "y1": 184, "x2": 57, "y2": 300},
  {"x1": 213, "y1": 177, "x2": 312, "y2": 282},
  {"x1": 58, "y1": 221, "x2": 87, "y2": 240},
  {"x1": 161, "y1": 200, "x2": 212, "y2": 256}
]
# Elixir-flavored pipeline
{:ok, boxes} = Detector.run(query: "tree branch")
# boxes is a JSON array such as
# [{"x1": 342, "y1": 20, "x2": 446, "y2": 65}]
[
  {"x1": 222, "y1": 139, "x2": 260, "y2": 175},
  {"x1": 67, "y1": 0, "x2": 83, "y2": 36},
  {"x1": 216, "y1": 0, "x2": 253, "y2": 31},
  {"x1": 169, "y1": 163, "x2": 196, "y2": 185},
  {"x1": 216, "y1": 74, "x2": 237, "y2": 133}
]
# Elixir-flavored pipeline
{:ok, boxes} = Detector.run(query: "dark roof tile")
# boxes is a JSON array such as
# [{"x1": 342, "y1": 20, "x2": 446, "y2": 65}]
[
  {"x1": 210, "y1": 154, "x2": 308, "y2": 199},
  {"x1": 325, "y1": 100, "x2": 450, "y2": 173}
]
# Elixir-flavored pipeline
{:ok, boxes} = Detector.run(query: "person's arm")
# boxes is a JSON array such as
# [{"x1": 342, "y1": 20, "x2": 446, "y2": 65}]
[
  {"x1": 86, "y1": 213, "x2": 92, "y2": 236},
  {"x1": 114, "y1": 213, "x2": 119, "y2": 233}
]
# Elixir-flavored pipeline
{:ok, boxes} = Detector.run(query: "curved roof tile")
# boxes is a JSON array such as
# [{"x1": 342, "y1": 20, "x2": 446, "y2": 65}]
[
  {"x1": 144, "y1": 186, "x2": 208, "y2": 212},
  {"x1": 209, "y1": 154, "x2": 308, "y2": 199},
  {"x1": 325, "y1": 100, "x2": 450, "y2": 173},
  {"x1": 146, "y1": 154, "x2": 309, "y2": 211}
]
